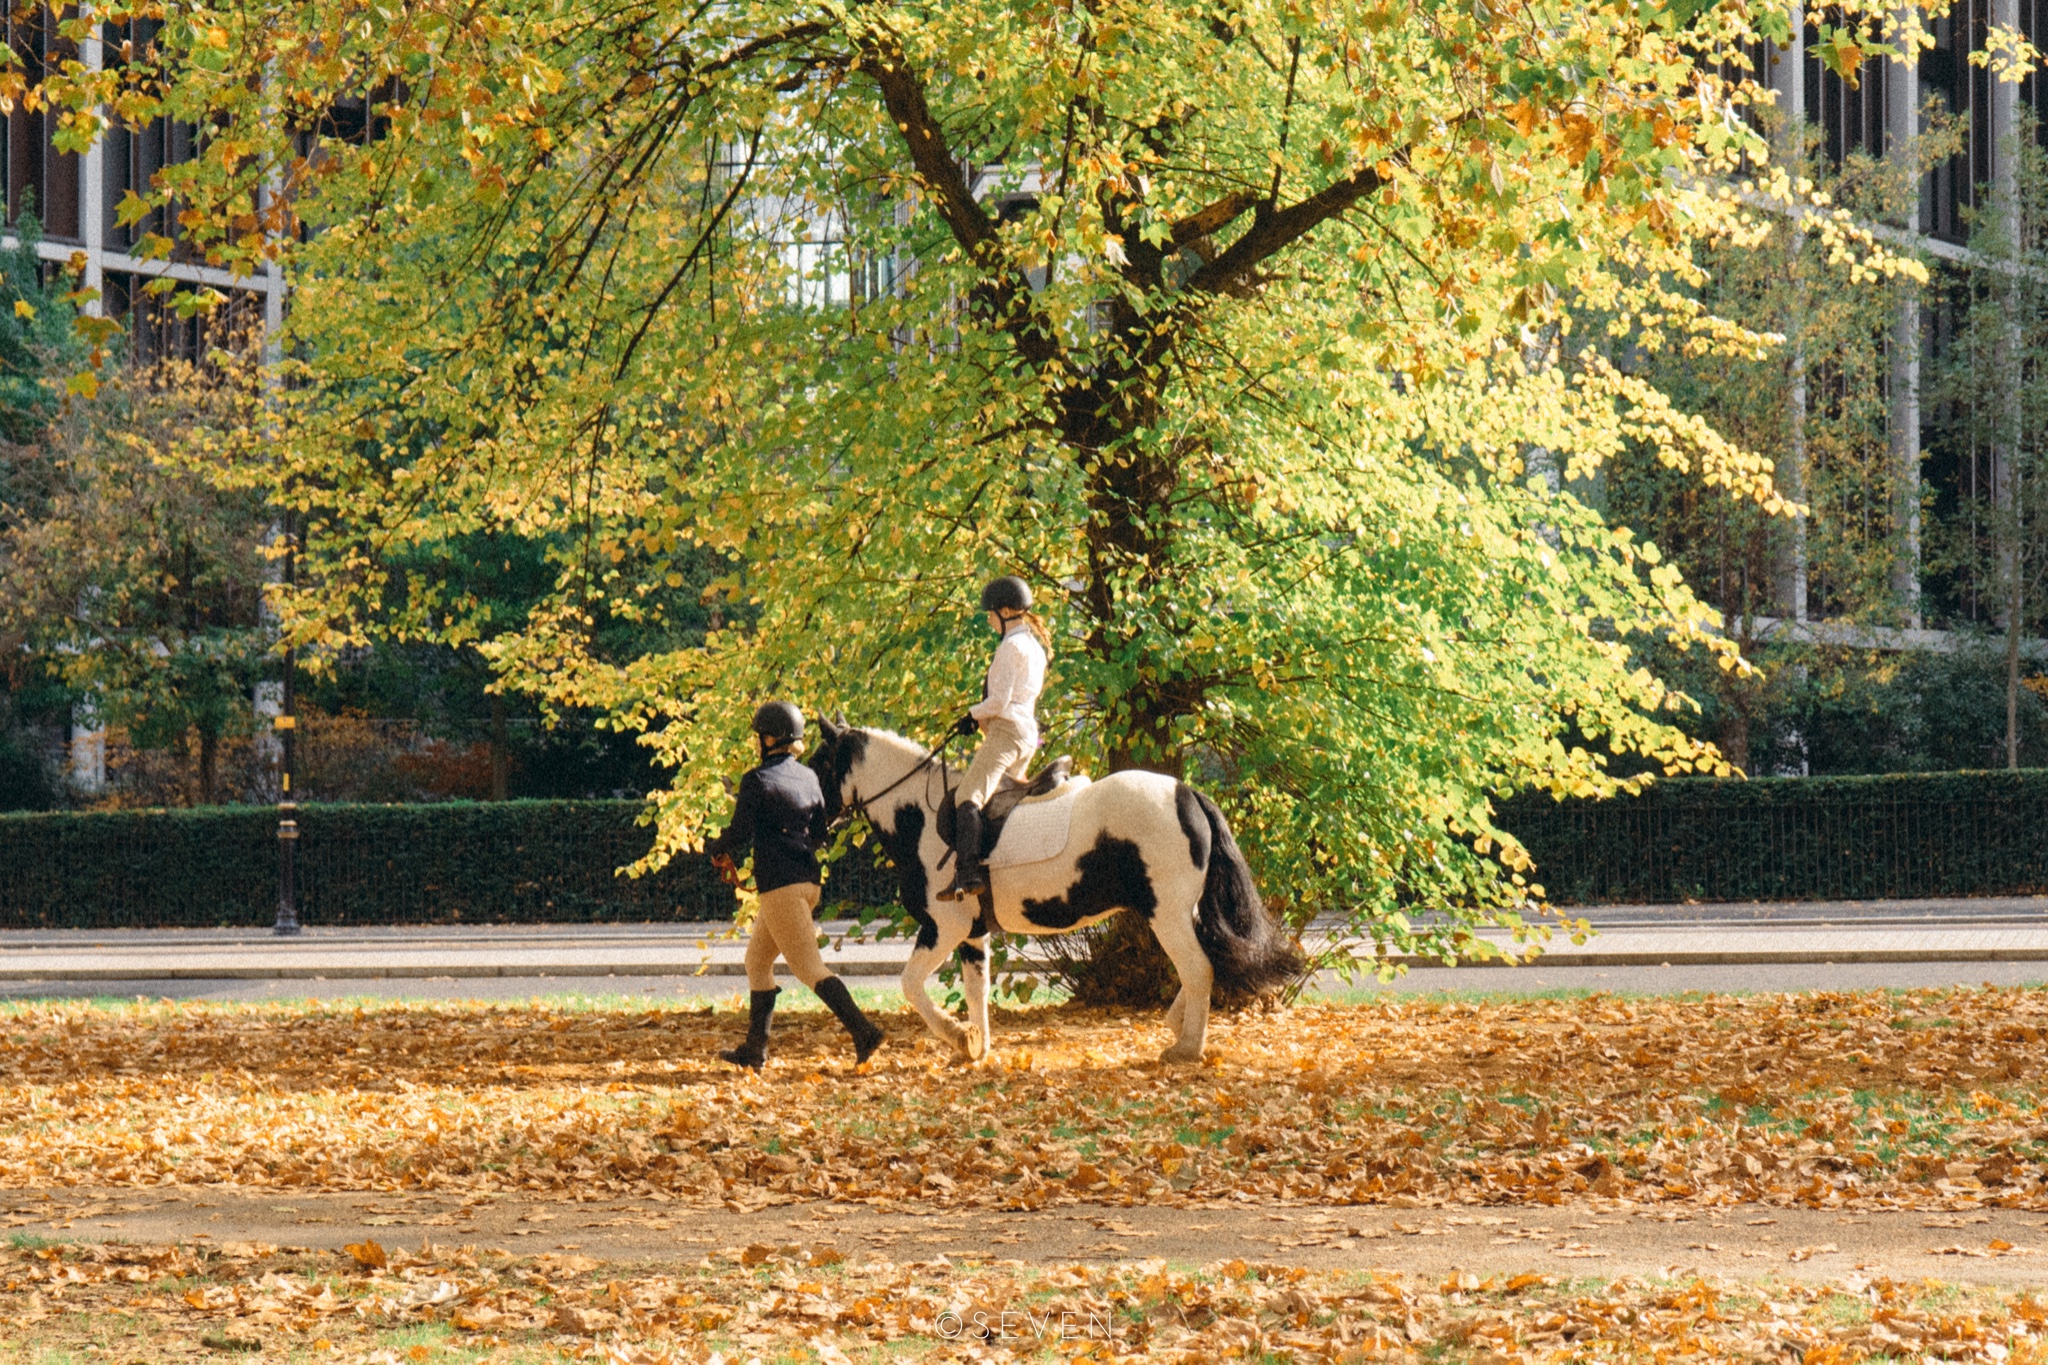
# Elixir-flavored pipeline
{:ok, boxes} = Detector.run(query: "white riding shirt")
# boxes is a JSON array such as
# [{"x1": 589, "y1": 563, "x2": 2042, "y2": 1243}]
[{"x1": 969, "y1": 623, "x2": 1046, "y2": 751}]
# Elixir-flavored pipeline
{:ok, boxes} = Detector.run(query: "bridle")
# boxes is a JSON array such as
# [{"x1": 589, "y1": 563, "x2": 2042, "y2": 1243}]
[{"x1": 833, "y1": 729, "x2": 963, "y2": 829}]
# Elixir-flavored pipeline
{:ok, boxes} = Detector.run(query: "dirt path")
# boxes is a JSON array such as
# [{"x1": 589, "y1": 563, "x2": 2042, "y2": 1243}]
[{"x1": 10, "y1": 1187, "x2": 2047, "y2": 1287}]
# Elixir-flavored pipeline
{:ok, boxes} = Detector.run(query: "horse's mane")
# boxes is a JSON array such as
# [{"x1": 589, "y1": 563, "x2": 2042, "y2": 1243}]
[
  {"x1": 854, "y1": 726, "x2": 924, "y2": 755},
  {"x1": 857, "y1": 727, "x2": 914, "y2": 746},
  {"x1": 849, "y1": 725, "x2": 956, "y2": 776}
]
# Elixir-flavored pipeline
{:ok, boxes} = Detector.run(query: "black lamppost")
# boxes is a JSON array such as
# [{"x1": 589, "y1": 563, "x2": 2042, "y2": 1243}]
[{"x1": 274, "y1": 511, "x2": 301, "y2": 936}]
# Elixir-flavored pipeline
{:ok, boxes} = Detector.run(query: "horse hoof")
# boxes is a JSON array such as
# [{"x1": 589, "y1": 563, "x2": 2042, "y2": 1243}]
[
  {"x1": 932, "y1": 1027, "x2": 971, "y2": 1063},
  {"x1": 1159, "y1": 1043, "x2": 1204, "y2": 1065},
  {"x1": 965, "y1": 1025, "x2": 988, "y2": 1062}
]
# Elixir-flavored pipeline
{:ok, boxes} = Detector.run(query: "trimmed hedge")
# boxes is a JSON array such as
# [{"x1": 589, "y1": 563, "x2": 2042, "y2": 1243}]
[
  {"x1": 0, "y1": 800, "x2": 755, "y2": 930},
  {"x1": 1499, "y1": 769, "x2": 2048, "y2": 904}
]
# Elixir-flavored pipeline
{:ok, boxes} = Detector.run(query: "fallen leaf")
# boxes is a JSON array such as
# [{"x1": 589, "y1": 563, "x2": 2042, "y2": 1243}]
[{"x1": 342, "y1": 1239, "x2": 387, "y2": 1269}]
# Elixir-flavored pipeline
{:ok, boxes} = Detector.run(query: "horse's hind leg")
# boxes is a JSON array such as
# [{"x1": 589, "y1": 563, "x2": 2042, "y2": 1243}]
[
  {"x1": 958, "y1": 904, "x2": 994, "y2": 1062},
  {"x1": 1150, "y1": 902, "x2": 1214, "y2": 1065},
  {"x1": 902, "y1": 903, "x2": 975, "y2": 1060}
]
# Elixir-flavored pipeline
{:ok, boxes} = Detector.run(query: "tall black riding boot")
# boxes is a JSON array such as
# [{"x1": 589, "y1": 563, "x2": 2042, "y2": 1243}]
[
  {"x1": 938, "y1": 801, "x2": 987, "y2": 901},
  {"x1": 813, "y1": 976, "x2": 886, "y2": 1064},
  {"x1": 719, "y1": 987, "x2": 779, "y2": 1070}
]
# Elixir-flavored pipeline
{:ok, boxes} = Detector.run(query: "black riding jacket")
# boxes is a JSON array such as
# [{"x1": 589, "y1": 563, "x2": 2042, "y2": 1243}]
[{"x1": 702, "y1": 753, "x2": 831, "y2": 894}]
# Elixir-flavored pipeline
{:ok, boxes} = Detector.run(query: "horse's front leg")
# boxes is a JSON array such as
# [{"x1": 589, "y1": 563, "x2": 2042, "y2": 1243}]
[
  {"x1": 901, "y1": 903, "x2": 975, "y2": 1060},
  {"x1": 958, "y1": 904, "x2": 994, "y2": 1062}
]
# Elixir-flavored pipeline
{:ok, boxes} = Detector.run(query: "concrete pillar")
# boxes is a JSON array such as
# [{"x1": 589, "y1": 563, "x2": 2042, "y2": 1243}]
[
  {"x1": 68, "y1": 698, "x2": 104, "y2": 795},
  {"x1": 79, "y1": 10, "x2": 103, "y2": 309},
  {"x1": 1989, "y1": 0, "x2": 2021, "y2": 619},
  {"x1": 1886, "y1": 11, "x2": 1923, "y2": 624},
  {"x1": 1990, "y1": 0, "x2": 2018, "y2": 209},
  {"x1": 1769, "y1": 9, "x2": 1809, "y2": 622}
]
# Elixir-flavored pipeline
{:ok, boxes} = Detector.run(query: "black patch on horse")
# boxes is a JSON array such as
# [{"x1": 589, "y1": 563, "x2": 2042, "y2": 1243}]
[
  {"x1": 879, "y1": 802, "x2": 936, "y2": 945},
  {"x1": 1020, "y1": 833, "x2": 1158, "y2": 929},
  {"x1": 1173, "y1": 782, "x2": 1211, "y2": 870},
  {"x1": 956, "y1": 902, "x2": 993, "y2": 966}
]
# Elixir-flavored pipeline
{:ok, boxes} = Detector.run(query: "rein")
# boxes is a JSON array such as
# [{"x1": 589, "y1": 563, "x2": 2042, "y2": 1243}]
[{"x1": 839, "y1": 730, "x2": 962, "y2": 827}]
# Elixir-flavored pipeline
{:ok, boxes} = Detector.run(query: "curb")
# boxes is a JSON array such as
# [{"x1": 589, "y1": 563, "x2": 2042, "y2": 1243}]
[{"x1": 5, "y1": 946, "x2": 2048, "y2": 981}]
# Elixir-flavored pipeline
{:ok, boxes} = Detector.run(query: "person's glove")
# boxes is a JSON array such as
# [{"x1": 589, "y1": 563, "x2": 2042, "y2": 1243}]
[
  {"x1": 710, "y1": 853, "x2": 741, "y2": 886},
  {"x1": 952, "y1": 713, "x2": 980, "y2": 737}
]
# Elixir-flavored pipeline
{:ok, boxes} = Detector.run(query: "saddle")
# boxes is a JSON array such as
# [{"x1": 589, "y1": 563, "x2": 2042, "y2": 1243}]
[{"x1": 938, "y1": 755, "x2": 1075, "y2": 857}]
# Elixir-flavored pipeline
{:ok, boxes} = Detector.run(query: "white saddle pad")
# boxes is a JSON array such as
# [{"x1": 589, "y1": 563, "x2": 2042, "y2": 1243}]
[{"x1": 987, "y1": 778, "x2": 1089, "y2": 870}]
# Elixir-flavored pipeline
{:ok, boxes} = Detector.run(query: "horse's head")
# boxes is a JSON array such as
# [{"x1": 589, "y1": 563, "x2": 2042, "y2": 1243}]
[{"x1": 806, "y1": 714, "x2": 867, "y2": 822}]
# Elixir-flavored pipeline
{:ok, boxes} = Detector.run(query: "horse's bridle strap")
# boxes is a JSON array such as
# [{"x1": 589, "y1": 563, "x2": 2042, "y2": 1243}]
[{"x1": 842, "y1": 733, "x2": 957, "y2": 826}]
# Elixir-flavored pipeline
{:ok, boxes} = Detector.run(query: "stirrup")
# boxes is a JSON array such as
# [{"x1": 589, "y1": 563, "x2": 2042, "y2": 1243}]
[{"x1": 937, "y1": 868, "x2": 987, "y2": 902}]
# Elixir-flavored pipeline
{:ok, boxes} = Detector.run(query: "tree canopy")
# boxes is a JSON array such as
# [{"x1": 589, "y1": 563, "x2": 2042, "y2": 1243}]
[{"x1": 37, "y1": 0, "x2": 1969, "y2": 951}]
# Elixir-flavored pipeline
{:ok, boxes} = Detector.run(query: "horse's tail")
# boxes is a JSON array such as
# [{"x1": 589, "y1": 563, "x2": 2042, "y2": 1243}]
[{"x1": 1180, "y1": 785, "x2": 1306, "y2": 999}]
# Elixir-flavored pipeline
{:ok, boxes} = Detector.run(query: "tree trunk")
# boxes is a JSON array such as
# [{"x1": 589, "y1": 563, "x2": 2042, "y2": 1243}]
[
  {"x1": 1078, "y1": 427, "x2": 1198, "y2": 775},
  {"x1": 2008, "y1": 545, "x2": 2024, "y2": 770},
  {"x1": 1718, "y1": 698, "x2": 1751, "y2": 776},
  {"x1": 197, "y1": 725, "x2": 219, "y2": 806},
  {"x1": 1718, "y1": 609, "x2": 1755, "y2": 774},
  {"x1": 1063, "y1": 909, "x2": 1184, "y2": 1009},
  {"x1": 490, "y1": 692, "x2": 510, "y2": 801},
  {"x1": 1073, "y1": 421, "x2": 1198, "y2": 998}
]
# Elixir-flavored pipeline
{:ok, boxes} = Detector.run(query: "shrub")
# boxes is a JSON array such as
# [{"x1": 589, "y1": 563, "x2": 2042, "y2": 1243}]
[
  {"x1": 0, "y1": 800, "x2": 737, "y2": 929},
  {"x1": 1500, "y1": 769, "x2": 2048, "y2": 904}
]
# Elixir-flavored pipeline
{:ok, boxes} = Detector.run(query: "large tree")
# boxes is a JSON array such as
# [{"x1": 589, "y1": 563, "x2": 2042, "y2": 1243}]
[
  {"x1": 0, "y1": 354, "x2": 271, "y2": 806},
  {"x1": 47, "y1": 0, "x2": 1949, "y2": 957}
]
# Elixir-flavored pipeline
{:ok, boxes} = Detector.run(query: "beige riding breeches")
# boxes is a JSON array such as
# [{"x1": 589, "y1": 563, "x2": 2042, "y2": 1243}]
[
  {"x1": 744, "y1": 881, "x2": 828, "y2": 991},
  {"x1": 959, "y1": 718, "x2": 1034, "y2": 809}
]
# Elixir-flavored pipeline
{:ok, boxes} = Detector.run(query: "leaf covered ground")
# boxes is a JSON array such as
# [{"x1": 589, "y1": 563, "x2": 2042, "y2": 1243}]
[
  {"x1": 4, "y1": 1231, "x2": 2046, "y2": 1363},
  {"x1": 0, "y1": 987, "x2": 2043, "y2": 1212}
]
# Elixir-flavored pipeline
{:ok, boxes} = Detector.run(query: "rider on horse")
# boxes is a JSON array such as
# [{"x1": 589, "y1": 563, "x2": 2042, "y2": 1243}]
[
  {"x1": 706, "y1": 701, "x2": 886, "y2": 1070},
  {"x1": 939, "y1": 576, "x2": 1051, "y2": 902}
]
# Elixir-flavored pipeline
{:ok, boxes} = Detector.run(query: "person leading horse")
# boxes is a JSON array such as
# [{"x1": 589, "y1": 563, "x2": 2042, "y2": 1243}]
[{"x1": 704, "y1": 702, "x2": 887, "y2": 1070}]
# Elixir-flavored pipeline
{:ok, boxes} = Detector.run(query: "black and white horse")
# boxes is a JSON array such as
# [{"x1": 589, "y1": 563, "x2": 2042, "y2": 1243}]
[{"x1": 807, "y1": 722, "x2": 1304, "y2": 1064}]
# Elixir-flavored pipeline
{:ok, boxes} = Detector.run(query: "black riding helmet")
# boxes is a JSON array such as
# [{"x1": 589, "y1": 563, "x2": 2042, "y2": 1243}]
[
  {"x1": 751, "y1": 701, "x2": 805, "y2": 747},
  {"x1": 980, "y1": 576, "x2": 1032, "y2": 614}
]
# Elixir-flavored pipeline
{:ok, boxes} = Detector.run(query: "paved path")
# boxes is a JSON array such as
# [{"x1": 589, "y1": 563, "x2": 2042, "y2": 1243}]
[
  {"x1": 2, "y1": 898, "x2": 2046, "y2": 984},
  {"x1": 10, "y1": 1187, "x2": 2047, "y2": 1287}
]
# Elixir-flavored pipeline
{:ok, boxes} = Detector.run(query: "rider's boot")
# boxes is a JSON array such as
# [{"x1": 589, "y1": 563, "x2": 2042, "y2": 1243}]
[
  {"x1": 719, "y1": 987, "x2": 778, "y2": 1070},
  {"x1": 938, "y1": 801, "x2": 987, "y2": 902},
  {"x1": 813, "y1": 976, "x2": 886, "y2": 1064}
]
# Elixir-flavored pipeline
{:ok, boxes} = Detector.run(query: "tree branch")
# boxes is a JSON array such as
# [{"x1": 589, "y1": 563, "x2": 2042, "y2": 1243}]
[
  {"x1": 1181, "y1": 162, "x2": 1392, "y2": 296},
  {"x1": 858, "y1": 29, "x2": 1060, "y2": 372},
  {"x1": 1170, "y1": 191, "x2": 1258, "y2": 248}
]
